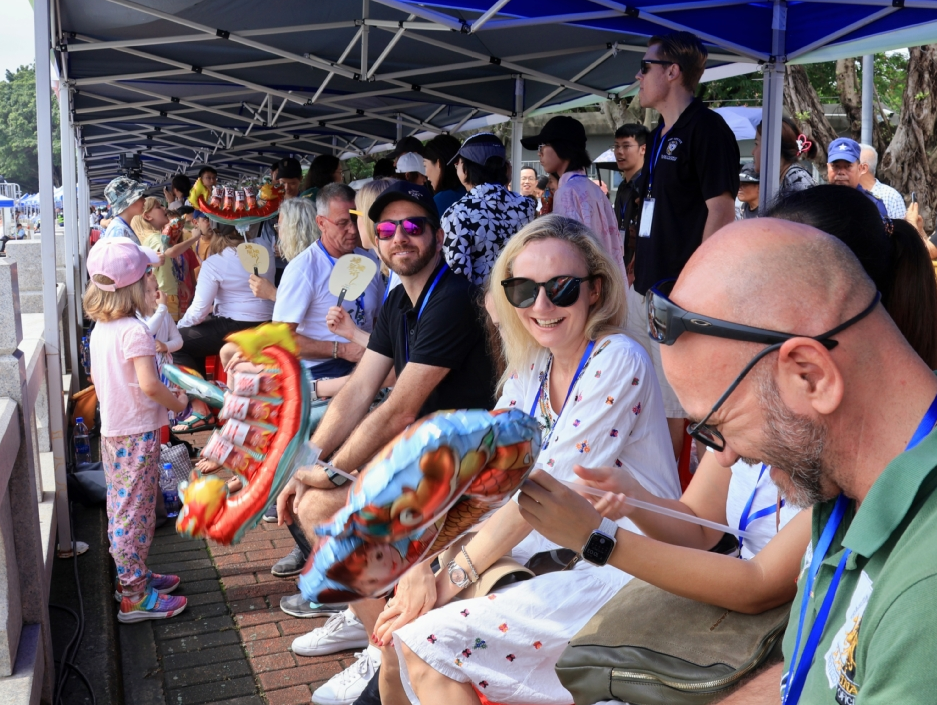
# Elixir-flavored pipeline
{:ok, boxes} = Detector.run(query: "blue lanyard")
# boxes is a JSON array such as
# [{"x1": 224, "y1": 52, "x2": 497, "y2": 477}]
[
  {"x1": 529, "y1": 339, "x2": 595, "y2": 450},
  {"x1": 737, "y1": 464, "x2": 784, "y2": 556},
  {"x1": 782, "y1": 391, "x2": 937, "y2": 704},
  {"x1": 382, "y1": 275, "x2": 393, "y2": 305},
  {"x1": 644, "y1": 130, "x2": 668, "y2": 198},
  {"x1": 403, "y1": 262, "x2": 448, "y2": 362},
  {"x1": 317, "y1": 240, "x2": 367, "y2": 314}
]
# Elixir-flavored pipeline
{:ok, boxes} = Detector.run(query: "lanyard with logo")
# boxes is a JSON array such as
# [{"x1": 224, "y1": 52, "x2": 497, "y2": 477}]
[
  {"x1": 316, "y1": 240, "x2": 367, "y2": 316},
  {"x1": 782, "y1": 391, "x2": 937, "y2": 705},
  {"x1": 638, "y1": 131, "x2": 668, "y2": 239},
  {"x1": 404, "y1": 262, "x2": 448, "y2": 362},
  {"x1": 529, "y1": 339, "x2": 596, "y2": 451},
  {"x1": 737, "y1": 464, "x2": 785, "y2": 556}
]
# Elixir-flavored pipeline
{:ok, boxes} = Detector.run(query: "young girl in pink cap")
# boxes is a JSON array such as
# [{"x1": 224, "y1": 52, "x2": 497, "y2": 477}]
[{"x1": 83, "y1": 237, "x2": 190, "y2": 622}]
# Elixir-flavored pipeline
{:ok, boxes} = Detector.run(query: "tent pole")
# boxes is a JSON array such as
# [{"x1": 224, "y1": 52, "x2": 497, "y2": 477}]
[
  {"x1": 759, "y1": 0, "x2": 787, "y2": 210},
  {"x1": 396, "y1": 113, "x2": 403, "y2": 143},
  {"x1": 35, "y1": 0, "x2": 73, "y2": 558},
  {"x1": 511, "y1": 76, "x2": 525, "y2": 193},
  {"x1": 860, "y1": 54, "x2": 874, "y2": 145},
  {"x1": 77, "y1": 147, "x2": 90, "y2": 298},
  {"x1": 59, "y1": 83, "x2": 81, "y2": 388}
]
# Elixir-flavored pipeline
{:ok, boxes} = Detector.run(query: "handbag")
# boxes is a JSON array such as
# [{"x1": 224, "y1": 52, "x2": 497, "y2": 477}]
[
  {"x1": 555, "y1": 578, "x2": 791, "y2": 705},
  {"x1": 160, "y1": 443, "x2": 193, "y2": 485}
]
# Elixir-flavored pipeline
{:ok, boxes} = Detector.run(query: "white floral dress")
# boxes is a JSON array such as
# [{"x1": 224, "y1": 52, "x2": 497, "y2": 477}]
[{"x1": 393, "y1": 334, "x2": 681, "y2": 704}]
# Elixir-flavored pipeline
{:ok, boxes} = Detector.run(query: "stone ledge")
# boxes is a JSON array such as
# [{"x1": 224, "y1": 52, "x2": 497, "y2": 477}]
[{"x1": 0, "y1": 623, "x2": 43, "y2": 704}]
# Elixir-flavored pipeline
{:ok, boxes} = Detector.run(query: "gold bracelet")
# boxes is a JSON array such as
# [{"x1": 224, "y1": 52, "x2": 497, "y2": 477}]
[{"x1": 332, "y1": 341, "x2": 338, "y2": 359}]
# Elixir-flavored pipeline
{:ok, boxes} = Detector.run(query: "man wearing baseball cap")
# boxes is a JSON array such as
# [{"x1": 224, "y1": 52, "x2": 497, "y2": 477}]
[
  {"x1": 737, "y1": 163, "x2": 760, "y2": 220},
  {"x1": 277, "y1": 179, "x2": 495, "y2": 704},
  {"x1": 102, "y1": 176, "x2": 147, "y2": 244},
  {"x1": 827, "y1": 137, "x2": 889, "y2": 219},
  {"x1": 441, "y1": 132, "x2": 534, "y2": 285}
]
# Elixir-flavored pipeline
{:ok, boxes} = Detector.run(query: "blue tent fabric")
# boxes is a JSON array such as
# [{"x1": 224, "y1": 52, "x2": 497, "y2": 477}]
[
  {"x1": 57, "y1": 0, "x2": 937, "y2": 192},
  {"x1": 0, "y1": 197, "x2": 14, "y2": 208}
]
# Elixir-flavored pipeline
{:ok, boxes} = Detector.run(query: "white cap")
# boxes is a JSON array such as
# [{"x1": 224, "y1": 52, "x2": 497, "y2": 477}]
[{"x1": 395, "y1": 152, "x2": 426, "y2": 175}]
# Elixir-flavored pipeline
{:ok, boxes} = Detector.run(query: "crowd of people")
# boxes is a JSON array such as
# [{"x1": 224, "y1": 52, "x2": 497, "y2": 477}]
[{"x1": 81, "y1": 27, "x2": 937, "y2": 705}]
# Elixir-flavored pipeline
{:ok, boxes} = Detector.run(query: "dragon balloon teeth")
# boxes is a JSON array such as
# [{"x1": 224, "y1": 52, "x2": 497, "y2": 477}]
[{"x1": 167, "y1": 324, "x2": 314, "y2": 545}]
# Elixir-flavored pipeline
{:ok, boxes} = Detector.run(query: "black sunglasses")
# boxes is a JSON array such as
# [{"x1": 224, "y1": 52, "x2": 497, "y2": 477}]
[
  {"x1": 648, "y1": 281, "x2": 881, "y2": 451},
  {"x1": 640, "y1": 59, "x2": 676, "y2": 74},
  {"x1": 501, "y1": 275, "x2": 596, "y2": 309}
]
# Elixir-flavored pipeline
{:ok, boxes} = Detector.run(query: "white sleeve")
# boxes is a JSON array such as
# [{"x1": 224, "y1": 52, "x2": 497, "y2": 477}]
[
  {"x1": 164, "y1": 317, "x2": 183, "y2": 353},
  {"x1": 495, "y1": 370, "x2": 529, "y2": 412},
  {"x1": 272, "y1": 258, "x2": 312, "y2": 325},
  {"x1": 178, "y1": 257, "x2": 219, "y2": 328},
  {"x1": 141, "y1": 306, "x2": 164, "y2": 336}
]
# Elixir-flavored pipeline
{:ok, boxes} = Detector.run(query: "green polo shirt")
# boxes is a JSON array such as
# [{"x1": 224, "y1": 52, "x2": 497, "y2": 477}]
[{"x1": 781, "y1": 429, "x2": 937, "y2": 703}]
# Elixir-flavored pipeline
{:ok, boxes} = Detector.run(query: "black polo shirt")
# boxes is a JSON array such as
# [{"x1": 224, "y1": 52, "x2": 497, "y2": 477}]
[
  {"x1": 633, "y1": 98, "x2": 740, "y2": 295},
  {"x1": 368, "y1": 260, "x2": 496, "y2": 418}
]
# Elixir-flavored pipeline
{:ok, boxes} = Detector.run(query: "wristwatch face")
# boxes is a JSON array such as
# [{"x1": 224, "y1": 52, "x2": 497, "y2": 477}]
[
  {"x1": 582, "y1": 532, "x2": 615, "y2": 566},
  {"x1": 448, "y1": 563, "x2": 469, "y2": 587}
]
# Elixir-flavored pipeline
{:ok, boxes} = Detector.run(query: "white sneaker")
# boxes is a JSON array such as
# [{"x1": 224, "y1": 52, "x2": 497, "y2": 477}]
[
  {"x1": 312, "y1": 646, "x2": 381, "y2": 705},
  {"x1": 291, "y1": 608, "x2": 369, "y2": 657}
]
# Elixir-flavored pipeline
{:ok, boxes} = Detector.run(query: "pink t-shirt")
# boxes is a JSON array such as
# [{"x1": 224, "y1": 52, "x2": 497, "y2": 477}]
[{"x1": 90, "y1": 317, "x2": 166, "y2": 437}]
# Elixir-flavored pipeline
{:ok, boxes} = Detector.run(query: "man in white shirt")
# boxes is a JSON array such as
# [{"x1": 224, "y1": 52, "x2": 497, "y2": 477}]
[
  {"x1": 273, "y1": 182, "x2": 382, "y2": 379},
  {"x1": 101, "y1": 176, "x2": 147, "y2": 244},
  {"x1": 859, "y1": 143, "x2": 907, "y2": 219}
]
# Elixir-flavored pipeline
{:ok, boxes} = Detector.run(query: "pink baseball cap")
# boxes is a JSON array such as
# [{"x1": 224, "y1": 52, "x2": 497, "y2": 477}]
[{"x1": 87, "y1": 237, "x2": 160, "y2": 291}]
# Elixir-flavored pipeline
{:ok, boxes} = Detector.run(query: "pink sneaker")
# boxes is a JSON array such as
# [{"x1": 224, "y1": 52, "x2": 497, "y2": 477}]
[
  {"x1": 114, "y1": 572, "x2": 181, "y2": 603},
  {"x1": 118, "y1": 588, "x2": 187, "y2": 623}
]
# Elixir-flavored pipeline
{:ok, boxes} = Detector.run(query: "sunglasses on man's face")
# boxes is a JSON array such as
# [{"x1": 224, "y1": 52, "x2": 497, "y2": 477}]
[
  {"x1": 640, "y1": 59, "x2": 676, "y2": 74},
  {"x1": 374, "y1": 217, "x2": 433, "y2": 240},
  {"x1": 646, "y1": 279, "x2": 881, "y2": 451},
  {"x1": 501, "y1": 275, "x2": 596, "y2": 309}
]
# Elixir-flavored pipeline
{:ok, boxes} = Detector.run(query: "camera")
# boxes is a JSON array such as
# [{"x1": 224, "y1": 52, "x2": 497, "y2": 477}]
[{"x1": 118, "y1": 152, "x2": 144, "y2": 179}]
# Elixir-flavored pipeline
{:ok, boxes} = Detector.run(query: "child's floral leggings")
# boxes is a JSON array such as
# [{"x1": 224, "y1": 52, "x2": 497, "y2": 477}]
[{"x1": 101, "y1": 430, "x2": 160, "y2": 594}]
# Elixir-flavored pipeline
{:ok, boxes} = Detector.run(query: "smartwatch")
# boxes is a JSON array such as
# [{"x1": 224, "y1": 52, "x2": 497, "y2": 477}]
[{"x1": 580, "y1": 517, "x2": 618, "y2": 566}]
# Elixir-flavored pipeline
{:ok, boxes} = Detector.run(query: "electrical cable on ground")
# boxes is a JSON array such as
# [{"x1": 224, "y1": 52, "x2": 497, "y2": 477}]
[{"x1": 48, "y1": 426, "x2": 96, "y2": 704}]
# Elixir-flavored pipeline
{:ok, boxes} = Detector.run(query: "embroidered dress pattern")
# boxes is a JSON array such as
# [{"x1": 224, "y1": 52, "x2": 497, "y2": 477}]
[
  {"x1": 441, "y1": 183, "x2": 535, "y2": 285},
  {"x1": 392, "y1": 334, "x2": 682, "y2": 705}
]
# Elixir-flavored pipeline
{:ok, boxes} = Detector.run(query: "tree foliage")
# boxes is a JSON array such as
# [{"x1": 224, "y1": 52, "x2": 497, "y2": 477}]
[{"x1": 0, "y1": 64, "x2": 61, "y2": 193}]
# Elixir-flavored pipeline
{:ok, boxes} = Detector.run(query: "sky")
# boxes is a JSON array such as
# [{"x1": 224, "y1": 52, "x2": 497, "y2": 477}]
[{"x1": 1, "y1": 1, "x2": 35, "y2": 78}]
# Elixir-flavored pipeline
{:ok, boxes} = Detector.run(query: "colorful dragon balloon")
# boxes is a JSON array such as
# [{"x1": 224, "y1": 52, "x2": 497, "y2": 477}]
[
  {"x1": 298, "y1": 409, "x2": 542, "y2": 603},
  {"x1": 162, "y1": 323, "x2": 317, "y2": 545}
]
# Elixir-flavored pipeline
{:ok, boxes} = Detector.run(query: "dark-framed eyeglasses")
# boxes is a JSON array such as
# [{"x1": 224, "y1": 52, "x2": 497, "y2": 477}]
[
  {"x1": 640, "y1": 59, "x2": 676, "y2": 74},
  {"x1": 501, "y1": 275, "x2": 596, "y2": 309},
  {"x1": 646, "y1": 280, "x2": 881, "y2": 451},
  {"x1": 374, "y1": 217, "x2": 433, "y2": 240}
]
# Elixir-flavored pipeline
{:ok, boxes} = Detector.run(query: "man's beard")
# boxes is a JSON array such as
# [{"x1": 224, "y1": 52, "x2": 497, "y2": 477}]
[
  {"x1": 386, "y1": 241, "x2": 437, "y2": 277},
  {"x1": 752, "y1": 372, "x2": 833, "y2": 508}
]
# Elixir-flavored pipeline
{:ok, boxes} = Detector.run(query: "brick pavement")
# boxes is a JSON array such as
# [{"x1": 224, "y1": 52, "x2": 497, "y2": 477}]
[{"x1": 119, "y1": 428, "x2": 354, "y2": 704}]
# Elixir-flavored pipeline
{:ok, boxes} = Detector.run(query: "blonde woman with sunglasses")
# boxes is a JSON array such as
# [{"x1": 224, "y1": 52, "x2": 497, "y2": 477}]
[{"x1": 373, "y1": 215, "x2": 680, "y2": 705}]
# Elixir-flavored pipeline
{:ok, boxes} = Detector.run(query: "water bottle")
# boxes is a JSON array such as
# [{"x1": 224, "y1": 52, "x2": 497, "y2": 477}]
[
  {"x1": 74, "y1": 417, "x2": 91, "y2": 465},
  {"x1": 160, "y1": 463, "x2": 180, "y2": 518}
]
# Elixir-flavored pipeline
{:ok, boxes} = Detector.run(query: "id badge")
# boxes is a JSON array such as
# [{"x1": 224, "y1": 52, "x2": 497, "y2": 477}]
[
  {"x1": 638, "y1": 199, "x2": 655, "y2": 238},
  {"x1": 618, "y1": 227, "x2": 628, "y2": 249}
]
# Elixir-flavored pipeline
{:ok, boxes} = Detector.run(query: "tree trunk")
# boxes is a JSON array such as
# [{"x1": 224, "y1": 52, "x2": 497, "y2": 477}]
[
  {"x1": 881, "y1": 45, "x2": 937, "y2": 232},
  {"x1": 784, "y1": 64, "x2": 839, "y2": 169},
  {"x1": 836, "y1": 58, "x2": 862, "y2": 140}
]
